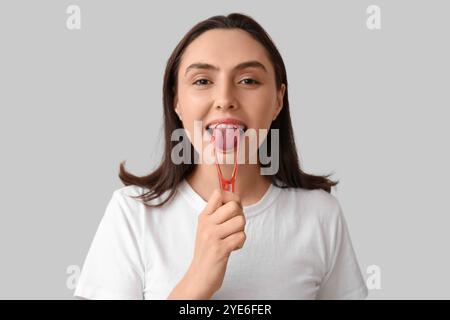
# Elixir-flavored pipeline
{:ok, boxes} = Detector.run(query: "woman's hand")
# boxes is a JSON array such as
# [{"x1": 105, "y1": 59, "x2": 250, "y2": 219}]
[{"x1": 167, "y1": 189, "x2": 246, "y2": 299}]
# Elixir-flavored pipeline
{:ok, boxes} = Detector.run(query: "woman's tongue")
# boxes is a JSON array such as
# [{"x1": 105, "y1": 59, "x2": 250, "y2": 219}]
[{"x1": 212, "y1": 127, "x2": 240, "y2": 152}]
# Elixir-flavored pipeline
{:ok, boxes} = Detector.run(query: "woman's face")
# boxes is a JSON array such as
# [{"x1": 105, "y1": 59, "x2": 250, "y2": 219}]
[{"x1": 174, "y1": 28, "x2": 285, "y2": 162}]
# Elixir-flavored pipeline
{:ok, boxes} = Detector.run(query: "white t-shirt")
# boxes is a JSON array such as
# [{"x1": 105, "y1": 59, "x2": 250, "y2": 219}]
[{"x1": 74, "y1": 179, "x2": 368, "y2": 300}]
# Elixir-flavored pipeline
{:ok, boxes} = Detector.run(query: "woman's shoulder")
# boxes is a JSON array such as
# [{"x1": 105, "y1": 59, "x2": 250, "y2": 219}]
[
  {"x1": 113, "y1": 184, "x2": 150, "y2": 199},
  {"x1": 102, "y1": 185, "x2": 155, "y2": 219},
  {"x1": 278, "y1": 184, "x2": 339, "y2": 205},
  {"x1": 277, "y1": 185, "x2": 342, "y2": 220},
  {"x1": 111, "y1": 184, "x2": 174, "y2": 209}
]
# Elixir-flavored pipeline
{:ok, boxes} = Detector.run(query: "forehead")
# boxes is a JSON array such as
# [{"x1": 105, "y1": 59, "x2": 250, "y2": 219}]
[{"x1": 179, "y1": 29, "x2": 274, "y2": 75}]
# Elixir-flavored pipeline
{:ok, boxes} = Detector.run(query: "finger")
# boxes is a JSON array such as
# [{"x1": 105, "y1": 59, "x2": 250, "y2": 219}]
[
  {"x1": 217, "y1": 215, "x2": 246, "y2": 239},
  {"x1": 211, "y1": 201, "x2": 244, "y2": 225},
  {"x1": 222, "y1": 231, "x2": 246, "y2": 252},
  {"x1": 201, "y1": 189, "x2": 223, "y2": 215},
  {"x1": 220, "y1": 191, "x2": 243, "y2": 210}
]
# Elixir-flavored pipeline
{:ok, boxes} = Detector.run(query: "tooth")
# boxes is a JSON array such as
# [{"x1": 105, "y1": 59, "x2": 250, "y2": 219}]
[{"x1": 208, "y1": 123, "x2": 245, "y2": 130}]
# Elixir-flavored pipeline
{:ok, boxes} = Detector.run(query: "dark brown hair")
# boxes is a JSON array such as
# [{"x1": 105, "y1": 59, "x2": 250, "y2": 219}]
[{"x1": 119, "y1": 13, "x2": 338, "y2": 207}]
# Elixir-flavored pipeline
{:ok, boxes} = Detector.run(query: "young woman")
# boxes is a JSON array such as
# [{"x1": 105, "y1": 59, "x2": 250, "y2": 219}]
[{"x1": 74, "y1": 13, "x2": 368, "y2": 300}]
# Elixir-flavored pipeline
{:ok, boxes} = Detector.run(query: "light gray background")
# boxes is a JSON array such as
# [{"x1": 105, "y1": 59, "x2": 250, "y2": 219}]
[{"x1": 0, "y1": 0, "x2": 449, "y2": 299}]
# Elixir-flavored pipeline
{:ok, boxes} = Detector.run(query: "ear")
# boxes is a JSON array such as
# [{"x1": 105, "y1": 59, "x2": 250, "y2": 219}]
[
  {"x1": 174, "y1": 96, "x2": 182, "y2": 121},
  {"x1": 273, "y1": 83, "x2": 286, "y2": 120}
]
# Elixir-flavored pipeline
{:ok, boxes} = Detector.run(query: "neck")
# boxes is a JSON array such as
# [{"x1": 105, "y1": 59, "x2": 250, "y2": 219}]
[{"x1": 186, "y1": 163, "x2": 271, "y2": 206}]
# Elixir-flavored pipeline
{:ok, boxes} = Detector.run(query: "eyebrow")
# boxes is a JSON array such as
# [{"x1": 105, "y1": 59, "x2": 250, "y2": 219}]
[{"x1": 184, "y1": 60, "x2": 267, "y2": 76}]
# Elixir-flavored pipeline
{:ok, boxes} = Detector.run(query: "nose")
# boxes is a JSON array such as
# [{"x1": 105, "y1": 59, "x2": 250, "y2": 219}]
[
  {"x1": 215, "y1": 102, "x2": 236, "y2": 111},
  {"x1": 214, "y1": 80, "x2": 238, "y2": 111}
]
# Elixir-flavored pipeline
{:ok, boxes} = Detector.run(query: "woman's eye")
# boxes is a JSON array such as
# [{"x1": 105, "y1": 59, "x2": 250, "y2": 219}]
[
  {"x1": 193, "y1": 79, "x2": 211, "y2": 86},
  {"x1": 239, "y1": 78, "x2": 260, "y2": 85}
]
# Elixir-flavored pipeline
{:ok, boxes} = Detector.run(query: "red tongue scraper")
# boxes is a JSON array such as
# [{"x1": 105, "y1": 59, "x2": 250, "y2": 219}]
[{"x1": 210, "y1": 124, "x2": 243, "y2": 193}]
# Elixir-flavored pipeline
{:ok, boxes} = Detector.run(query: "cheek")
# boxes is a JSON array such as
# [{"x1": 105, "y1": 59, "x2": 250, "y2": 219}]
[
  {"x1": 179, "y1": 87, "x2": 211, "y2": 115},
  {"x1": 242, "y1": 88, "x2": 277, "y2": 118},
  {"x1": 182, "y1": 82, "x2": 212, "y2": 101},
  {"x1": 176, "y1": 103, "x2": 211, "y2": 153},
  {"x1": 178, "y1": 90, "x2": 210, "y2": 123},
  {"x1": 245, "y1": 101, "x2": 276, "y2": 128}
]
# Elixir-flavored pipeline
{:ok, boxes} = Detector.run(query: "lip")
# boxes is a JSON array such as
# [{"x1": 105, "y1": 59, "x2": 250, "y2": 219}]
[{"x1": 205, "y1": 118, "x2": 248, "y2": 130}]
